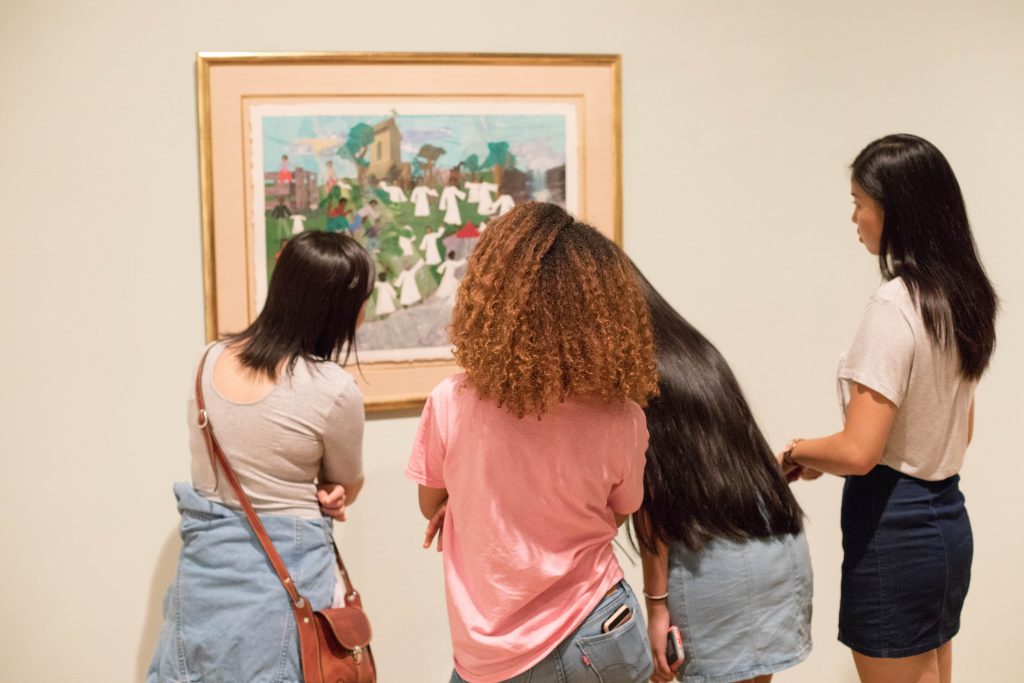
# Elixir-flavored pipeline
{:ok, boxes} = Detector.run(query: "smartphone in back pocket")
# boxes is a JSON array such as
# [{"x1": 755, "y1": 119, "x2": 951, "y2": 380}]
[{"x1": 601, "y1": 604, "x2": 632, "y2": 633}]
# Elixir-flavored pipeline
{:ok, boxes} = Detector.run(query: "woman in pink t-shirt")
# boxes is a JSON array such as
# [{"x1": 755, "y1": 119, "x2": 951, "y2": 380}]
[{"x1": 406, "y1": 202, "x2": 659, "y2": 683}]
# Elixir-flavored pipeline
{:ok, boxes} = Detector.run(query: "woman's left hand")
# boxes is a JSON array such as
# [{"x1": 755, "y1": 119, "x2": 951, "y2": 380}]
[
  {"x1": 317, "y1": 482, "x2": 347, "y2": 521},
  {"x1": 646, "y1": 602, "x2": 682, "y2": 682}
]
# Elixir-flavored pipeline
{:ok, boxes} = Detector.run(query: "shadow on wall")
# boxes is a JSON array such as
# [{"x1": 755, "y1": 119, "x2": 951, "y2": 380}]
[{"x1": 135, "y1": 529, "x2": 182, "y2": 681}]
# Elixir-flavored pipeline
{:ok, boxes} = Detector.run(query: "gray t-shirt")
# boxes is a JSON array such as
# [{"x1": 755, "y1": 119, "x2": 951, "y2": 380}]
[
  {"x1": 187, "y1": 341, "x2": 365, "y2": 518},
  {"x1": 838, "y1": 277, "x2": 975, "y2": 481}
]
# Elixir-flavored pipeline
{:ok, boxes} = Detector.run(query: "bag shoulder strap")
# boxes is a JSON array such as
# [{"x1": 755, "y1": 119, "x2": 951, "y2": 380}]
[{"x1": 194, "y1": 346, "x2": 306, "y2": 608}]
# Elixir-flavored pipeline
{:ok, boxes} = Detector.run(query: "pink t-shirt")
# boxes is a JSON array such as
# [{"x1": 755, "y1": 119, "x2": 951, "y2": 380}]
[{"x1": 405, "y1": 374, "x2": 649, "y2": 683}]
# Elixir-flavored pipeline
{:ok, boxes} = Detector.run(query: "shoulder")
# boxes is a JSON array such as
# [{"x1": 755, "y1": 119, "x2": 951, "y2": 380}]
[
  {"x1": 294, "y1": 358, "x2": 363, "y2": 403},
  {"x1": 573, "y1": 396, "x2": 646, "y2": 428},
  {"x1": 869, "y1": 277, "x2": 916, "y2": 326},
  {"x1": 873, "y1": 277, "x2": 911, "y2": 305},
  {"x1": 428, "y1": 373, "x2": 473, "y2": 405}
]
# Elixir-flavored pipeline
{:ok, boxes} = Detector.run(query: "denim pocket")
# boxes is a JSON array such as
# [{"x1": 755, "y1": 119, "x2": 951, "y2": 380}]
[{"x1": 576, "y1": 616, "x2": 653, "y2": 683}]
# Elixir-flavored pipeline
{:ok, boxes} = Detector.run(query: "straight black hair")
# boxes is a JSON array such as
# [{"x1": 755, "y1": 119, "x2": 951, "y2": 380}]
[
  {"x1": 632, "y1": 266, "x2": 803, "y2": 553},
  {"x1": 227, "y1": 231, "x2": 375, "y2": 379},
  {"x1": 852, "y1": 134, "x2": 997, "y2": 380}
]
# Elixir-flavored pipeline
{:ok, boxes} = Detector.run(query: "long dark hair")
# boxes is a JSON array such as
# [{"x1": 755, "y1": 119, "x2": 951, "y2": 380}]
[
  {"x1": 852, "y1": 134, "x2": 997, "y2": 379},
  {"x1": 632, "y1": 266, "x2": 803, "y2": 553},
  {"x1": 227, "y1": 231, "x2": 375, "y2": 379}
]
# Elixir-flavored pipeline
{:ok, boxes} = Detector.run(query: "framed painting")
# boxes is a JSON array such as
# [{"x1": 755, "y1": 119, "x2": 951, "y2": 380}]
[{"x1": 196, "y1": 52, "x2": 621, "y2": 411}]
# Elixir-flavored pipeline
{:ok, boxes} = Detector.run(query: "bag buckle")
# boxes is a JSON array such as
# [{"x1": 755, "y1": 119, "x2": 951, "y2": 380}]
[
  {"x1": 352, "y1": 645, "x2": 362, "y2": 664},
  {"x1": 197, "y1": 409, "x2": 209, "y2": 429}
]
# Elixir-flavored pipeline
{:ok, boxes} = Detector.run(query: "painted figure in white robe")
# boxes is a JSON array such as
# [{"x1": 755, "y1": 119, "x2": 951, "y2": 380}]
[
  {"x1": 410, "y1": 184, "x2": 438, "y2": 217},
  {"x1": 379, "y1": 180, "x2": 408, "y2": 203},
  {"x1": 395, "y1": 260, "x2": 426, "y2": 307},
  {"x1": 289, "y1": 214, "x2": 307, "y2": 235},
  {"x1": 434, "y1": 252, "x2": 467, "y2": 300},
  {"x1": 419, "y1": 226, "x2": 446, "y2": 265},
  {"x1": 464, "y1": 181, "x2": 482, "y2": 203},
  {"x1": 492, "y1": 194, "x2": 515, "y2": 216},
  {"x1": 476, "y1": 181, "x2": 498, "y2": 215},
  {"x1": 438, "y1": 184, "x2": 467, "y2": 225},
  {"x1": 373, "y1": 273, "x2": 398, "y2": 317},
  {"x1": 398, "y1": 225, "x2": 415, "y2": 256}
]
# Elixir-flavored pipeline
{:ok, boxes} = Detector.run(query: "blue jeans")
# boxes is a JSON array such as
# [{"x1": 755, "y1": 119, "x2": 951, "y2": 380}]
[
  {"x1": 451, "y1": 581, "x2": 653, "y2": 683},
  {"x1": 147, "y1": 484, "x2": 336, "y2": 683}
]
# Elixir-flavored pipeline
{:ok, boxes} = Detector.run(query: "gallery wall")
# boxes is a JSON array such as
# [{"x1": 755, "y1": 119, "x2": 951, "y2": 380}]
[{"x1": 1, "y1": 1, "x2": 1021, "y2": 681}]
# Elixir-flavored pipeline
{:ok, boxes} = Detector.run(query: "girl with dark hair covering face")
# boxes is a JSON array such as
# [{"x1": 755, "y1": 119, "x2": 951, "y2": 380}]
[
  {"x1": 632, "y1": 265, "x2": 812, "y2": 683},
  {"x1": 148, "y1": 230, "x2": 375, "y2": 682},
  {"x1": 780, "y1": 134, "x2": 997, "y2": 683}
]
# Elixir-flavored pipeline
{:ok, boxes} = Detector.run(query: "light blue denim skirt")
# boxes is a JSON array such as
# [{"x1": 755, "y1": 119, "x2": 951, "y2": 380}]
[
  {"x1": 147, "y1": 483, "x2": 337, "y2": 683},
  {"x1": 666, "y1": 531, "x2": 812, "y2": 683}
]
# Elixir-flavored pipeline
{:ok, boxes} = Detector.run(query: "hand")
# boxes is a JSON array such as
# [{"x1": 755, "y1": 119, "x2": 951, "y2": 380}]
[
  {"x1": 423, "y1": 501, "x2": 447, "y2": 552},
  {"x1": 646, "y1": 602, "x2": 683, "y2": 682},
  {"x1": 777, "y1": 450, "x2": 802, "y2": 479},
  {"x1": 800, "y1": 466, "x2": 824, "y2": 481},
  {"x1": 777, "y1": 439, "x2": 804, "y2": 482},
  {"x1": 316, "y1": 482, "x2": 347, "y2": 522}
]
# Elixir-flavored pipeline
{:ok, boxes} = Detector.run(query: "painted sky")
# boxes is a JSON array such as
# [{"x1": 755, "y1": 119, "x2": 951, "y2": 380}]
[{"x1": 262, "y1": 114, "x2": 567, "y2": 180}]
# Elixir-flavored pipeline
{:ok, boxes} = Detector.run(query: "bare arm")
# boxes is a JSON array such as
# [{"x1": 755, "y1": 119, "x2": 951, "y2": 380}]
[
  {"x1": 968, "y1": 399, "x2": 975, "y2": 445},
  {"x1": 341, "y1": 478, "x2": 364, "y2": 505},
  {"x1": 789, "y1": 382, "x2": 897, "y2": 477},
  {"x1": 418, "y1": 485, "x2": 448, "y2": 520},
  {"x1": 639, "y1": 530, "x2": 679, "y2": 682}
]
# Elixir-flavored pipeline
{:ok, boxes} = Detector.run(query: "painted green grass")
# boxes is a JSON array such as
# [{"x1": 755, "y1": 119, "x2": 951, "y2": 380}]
[{"x1": 265, "y1": 196, "x2": 489, "y2": 322}]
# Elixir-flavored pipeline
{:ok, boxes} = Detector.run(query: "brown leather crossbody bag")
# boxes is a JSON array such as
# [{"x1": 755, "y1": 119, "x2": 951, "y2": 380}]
[{"x1": 194, "y1": 348, "x2": 377, "y2": 683}]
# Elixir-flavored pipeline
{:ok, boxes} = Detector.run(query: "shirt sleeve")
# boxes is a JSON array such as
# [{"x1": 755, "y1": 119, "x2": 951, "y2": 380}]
[
  {"x1": 608, "y1": 406, "x2": 649, "y2": 515},
  {"x1": 319, "y1": 381, "x2": 365, "y2": 486},
  {"x1": 405, "y1": 391, "x2": 447, "y2": 489},
  {"x1": 839, "y1": 298, "x2": 915, "y2": 407}
]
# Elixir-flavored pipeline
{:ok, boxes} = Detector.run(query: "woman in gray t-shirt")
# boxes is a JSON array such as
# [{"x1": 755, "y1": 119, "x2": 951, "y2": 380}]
[
  {"x1": 781, "y1": 135, "x2": 997, "y2": 683},
  {"x1": 148, "y1": 231, "x2": 375, "y2": 683}
]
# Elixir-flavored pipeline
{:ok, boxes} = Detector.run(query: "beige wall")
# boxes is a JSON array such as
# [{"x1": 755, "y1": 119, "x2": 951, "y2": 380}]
[{"x1": 1, "y1": 1, "x2": 1021, "y2": 681}]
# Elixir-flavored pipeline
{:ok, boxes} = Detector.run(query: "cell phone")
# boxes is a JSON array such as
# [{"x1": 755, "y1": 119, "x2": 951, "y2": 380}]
[
  {"x1": 601, "y1": 604, "x2": 633, "y2": 633},
  {"x1": 666, "y1": 625, "x2": 683, "y2": 667}
]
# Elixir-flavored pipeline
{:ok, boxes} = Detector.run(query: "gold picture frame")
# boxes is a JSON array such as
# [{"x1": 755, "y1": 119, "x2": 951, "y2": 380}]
[{"x1": 196, "y1": 51, "x2": 622, "y2": 411}]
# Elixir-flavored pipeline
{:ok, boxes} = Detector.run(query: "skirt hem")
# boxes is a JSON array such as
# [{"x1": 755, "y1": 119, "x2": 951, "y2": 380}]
[
  {"x1": 678, "y1": 641, "x2": 812, "y2": 683},
  {"x1": 839, "y1": 625, "x2": 960, "y2": 660}
]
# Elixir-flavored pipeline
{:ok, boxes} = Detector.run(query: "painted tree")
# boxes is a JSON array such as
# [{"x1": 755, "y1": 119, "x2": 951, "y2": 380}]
[
  {"x1": 482, "y1": 142, "x2": 517, "y2": 189},
  {"x1": 462, "y1": 154, "x2": 481, "y2": 181},
  {"x1": 416, "y1": 144, "x2": 446, "y2": 185},
  {"x1": 342, "y1": 123, "x2": 374, "y2": 184}
]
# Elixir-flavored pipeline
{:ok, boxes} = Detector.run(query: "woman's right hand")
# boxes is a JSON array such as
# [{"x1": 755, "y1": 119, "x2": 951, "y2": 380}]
[{"x1": 646, "y1": 602, "x2": 681, "y2": 682}]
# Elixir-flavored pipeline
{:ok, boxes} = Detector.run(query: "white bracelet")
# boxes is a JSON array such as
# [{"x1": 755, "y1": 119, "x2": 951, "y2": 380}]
[{"x1": 643, "y1": 589, "x2": 669, "y2": 601}]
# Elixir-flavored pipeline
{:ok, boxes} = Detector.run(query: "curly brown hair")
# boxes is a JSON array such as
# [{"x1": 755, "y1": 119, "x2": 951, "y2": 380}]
[{"x1": 451, "y1": 202, "x2": 658, "y2": 417}]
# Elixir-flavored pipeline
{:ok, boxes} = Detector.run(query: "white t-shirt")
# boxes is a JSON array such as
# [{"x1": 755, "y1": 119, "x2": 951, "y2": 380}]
[{"x1": 837, "y1": 277, "x2": 975, "y2": 481}]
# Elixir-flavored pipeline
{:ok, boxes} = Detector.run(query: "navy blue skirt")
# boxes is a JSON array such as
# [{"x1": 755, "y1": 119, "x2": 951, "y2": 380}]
[{"x1": 839, "y1": 465, "x2": 972, "y2": 658}]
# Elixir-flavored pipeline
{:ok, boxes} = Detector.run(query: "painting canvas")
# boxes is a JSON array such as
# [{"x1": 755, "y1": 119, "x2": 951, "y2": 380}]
[
  {"x1": 251, "y1": 103, "x2": 579, "y2": 361},
  {"x1": 197, "y1": 52, "x2": 620, "y2": 409}
]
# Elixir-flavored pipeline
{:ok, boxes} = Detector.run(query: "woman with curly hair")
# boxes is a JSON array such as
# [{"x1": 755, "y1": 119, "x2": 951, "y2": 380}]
[{"x1": 406, "y1": 202, "x2": 659, "y2": 683}]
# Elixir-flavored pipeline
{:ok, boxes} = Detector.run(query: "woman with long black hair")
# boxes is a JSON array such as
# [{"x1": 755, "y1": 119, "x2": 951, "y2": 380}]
[
  {"x1": 633, "y1": 266, "x2": 812, "y2": 683},
  {"x1": 781, "y1": 134, "x2": 997, "y2": 683}
]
